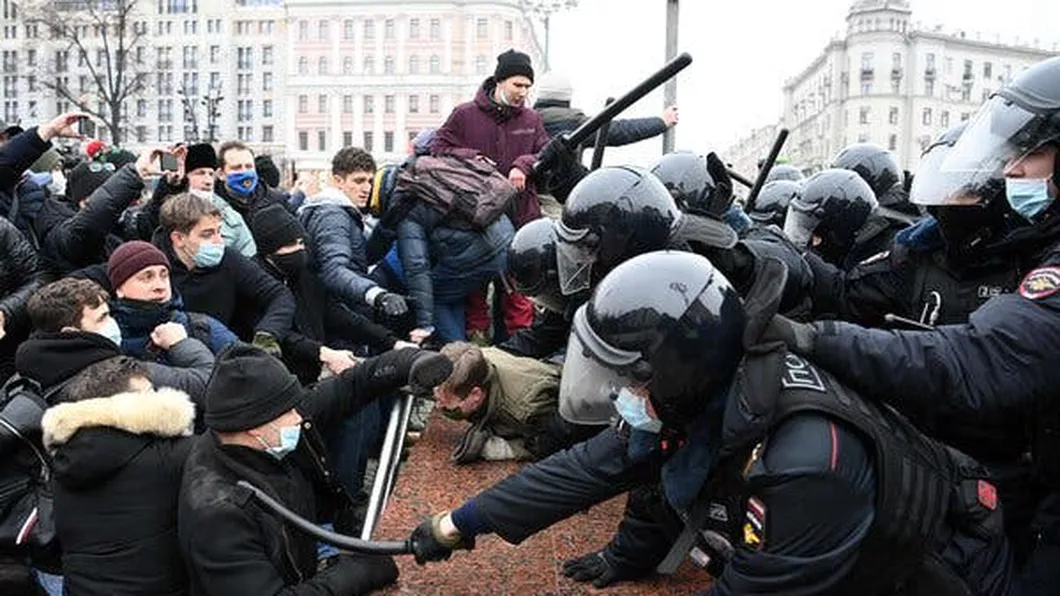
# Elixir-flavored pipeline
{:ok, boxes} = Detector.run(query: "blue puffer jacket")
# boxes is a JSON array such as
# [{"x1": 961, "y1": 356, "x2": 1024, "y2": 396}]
[
  {"x1": 112, "y1": 295, "x2": 238, "y2": 363},
  {"x1": 298, "y1": 188, "x2": 378, "y2": 311},
  {"x1": 397, "y1": 198, "x2": 514, "y2": 328}
]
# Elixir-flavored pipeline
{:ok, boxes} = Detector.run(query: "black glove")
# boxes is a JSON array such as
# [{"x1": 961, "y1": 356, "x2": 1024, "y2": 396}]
[
  {"x1": 562, "y1": 550, "x2": 645, "y2": 588},
  {"x1": 410, "y1": 512, "x2": 475, "y2": 565},
  {"x1": 535, "y1": 137, "x2": 588, "y2": 203},
  {"x1": 760, "y1": 314, "x2": 817, "y2": 355},
  {"x1": 320, "y1": 553, "x2": 399, "y2": 593},
  {"x1": 408, "y1": 351, "x2": 454, "y2": 396},
  {"x1": 704, "y1": 152, "x2": 734, "y2": 215},
  {"x1": 374, "y1": 291, "x2": 409, "y2": 317}
]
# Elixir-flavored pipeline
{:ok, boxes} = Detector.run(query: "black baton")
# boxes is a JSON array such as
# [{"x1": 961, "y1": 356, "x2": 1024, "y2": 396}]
[{"x1": 745, "y1": 128, "x2": 789, "y2": 212}]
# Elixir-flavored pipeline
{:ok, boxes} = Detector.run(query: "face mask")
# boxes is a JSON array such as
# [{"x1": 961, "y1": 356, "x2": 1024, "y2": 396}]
[
  {"x1": 49, "y1": 171, "x2": 67, "y2": 196},
  {"x1": 96, "y1": 317, "x2": 123, "y2": 348},
  {"x1": 256, "y1": 423, "x2": 301, "y2": 460},
  {"x1": 189, "y1": 188, "x2": 214, "y2": 200},
  {"x1": 193, "y1": 241, "x2": 225, "y2": 268},
  {"x1": 440, "y1": 407, "x2": 466, "y2": 421},
  {"x1": 1005, "y1": 177, "x2": 1055, "y2": 222},
  {"x1": 614, "y1": 388, "x2": 662, "y2": 434},
  {"x1": 226, "y1": 170, "x2": 259, "y2": 198},
  {"x1": 270, "y1": 251, "x2": 307, "y2": 279}
]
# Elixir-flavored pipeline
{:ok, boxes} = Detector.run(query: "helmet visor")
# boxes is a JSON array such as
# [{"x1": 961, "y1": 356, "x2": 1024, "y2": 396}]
[
  {"x1": 558, "y1": 305, "x2": 641, "y2": 425},
  {"x1": 782, "y1": 203, "x2": 819, "y2": 249},
  {"x1": 555, "y1": 221, "x2": 597, "y2": 296}
]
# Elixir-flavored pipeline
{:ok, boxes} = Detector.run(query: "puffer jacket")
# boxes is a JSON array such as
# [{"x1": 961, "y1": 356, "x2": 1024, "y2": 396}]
[
  {"x1": 397, "y1": 199, "x2": 514, "y2": 328},
  {"x1": 35, "y1": 164, "x2": 144, "y2": 275},
  {"x1": 0, "y1": 128, "x2": 54, "y2": 242},
  {"x1": 298, "y1": 188, "x2": 378, "y2": 311},
  {"x1": 432, "y1": 77, "x2": 550, "y2": 227},
  {"x1": 111, "y1": 295, "x2": 238, "y2": 361},
  {"x1": 0, "y1": 216, "x2": 44, "y2": 379},
  {"x1": 43, "y1": 387, "x2": 196, "y2": 596}
]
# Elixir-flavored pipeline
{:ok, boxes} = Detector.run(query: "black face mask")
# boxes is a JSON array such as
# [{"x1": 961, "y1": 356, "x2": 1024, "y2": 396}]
[
  {"x1": 928, "y1": 205, "x2": 998, "y2": 256},
  {"x1": 270, "y1": 250, "x2": 308, "y2": 279}
]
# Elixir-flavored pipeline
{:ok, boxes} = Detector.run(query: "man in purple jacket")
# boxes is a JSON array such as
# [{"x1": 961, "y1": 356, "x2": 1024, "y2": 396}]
[{"x1": 431, "y1": 49, "x2": 549, "y2": 342}]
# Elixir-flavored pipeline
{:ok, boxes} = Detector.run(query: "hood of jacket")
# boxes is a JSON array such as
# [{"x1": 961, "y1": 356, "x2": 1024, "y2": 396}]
[
  {"x1": 15, "y1": 331, "x2": 122, "y2": 390},
  {"x1": 298, "y1": 186, "x2": 366, "y2": 219},
  {"x1": 474, "y1": 77, "x2": 529, "y2": 124},
  {"x1": 44, "y1": 387, "x2": 195, "y2": 488}
]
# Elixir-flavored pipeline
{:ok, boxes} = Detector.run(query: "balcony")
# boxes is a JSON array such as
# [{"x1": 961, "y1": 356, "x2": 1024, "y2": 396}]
[
  {"x1": 891, "y1": 68, "x2": 903, "y2": 80},
  {"x1": 924, "y1": 67, "x2": 936, "y2": 80},
  {"x1": 860, "y1": 68, "x2": 874, "y2": 81}
]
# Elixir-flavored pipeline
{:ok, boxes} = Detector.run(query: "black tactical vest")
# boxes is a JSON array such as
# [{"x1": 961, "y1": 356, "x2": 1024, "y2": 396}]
[{"x1": 904, "y1": 248, "x2": 1021, "y2": 327}]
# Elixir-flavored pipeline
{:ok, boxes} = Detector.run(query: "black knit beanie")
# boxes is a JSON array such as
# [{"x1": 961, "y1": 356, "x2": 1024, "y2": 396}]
[
  {"x1": 494, "y1": 49, "x2": 534, "y2": 83},
  {"x1": 251, "y1": 203, "x2": 306, "y2": 256},
  {"x1": 205, "y1": 343, "x2": 303, "y2": 432}
]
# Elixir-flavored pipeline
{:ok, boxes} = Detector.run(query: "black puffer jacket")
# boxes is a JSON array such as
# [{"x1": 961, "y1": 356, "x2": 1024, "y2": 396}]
[
  {"x1": 43, "y1": 386, "x2": 196, "y2": 596},
  {"x1": 34, "y1": 164, "x2": 144, "y2": 275},
  {"x1": 0, "y1": 216, "x2": 44, "y2": 378}
]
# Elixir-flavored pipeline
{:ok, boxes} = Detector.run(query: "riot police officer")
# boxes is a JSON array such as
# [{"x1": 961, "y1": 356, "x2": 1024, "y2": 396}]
[
  {"x1": 747, "y1": 179, "x2": 800, "y2": 228},
  {"x1": 407, "y1": 251, "x2": 1016, "y2": 596},
  {"x1": 832, "y1": 142, "x2": 919, "y2": 217},
  {"x1": 765, "y1": 55, "x2": 1060, "y2": 596},
  {"x1": 763, "y1": 163, "x2": 804, "y2": 184}
]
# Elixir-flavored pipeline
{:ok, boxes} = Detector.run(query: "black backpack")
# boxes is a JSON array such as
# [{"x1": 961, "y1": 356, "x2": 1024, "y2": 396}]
[{"x1": 394, "y1": 155, "x2": 517, "y2": 230}]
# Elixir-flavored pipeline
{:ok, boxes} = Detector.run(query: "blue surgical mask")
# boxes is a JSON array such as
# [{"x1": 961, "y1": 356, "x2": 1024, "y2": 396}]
[
  {"x1": 258, "y1": 423, "x2": 301, "y2": 460},
  {"x1": 226, "y1": 170, "x2": 259, "y2": 198},
  {"x1": 96, "y1": 317, "x2": 123, "y2": 348},
  {"x1": 193, "y1": 241, "x2": 225, "y2": 268},
  {"x1": 1005, "y1": 177, "x2": 1055, "y2": 221},
  {"x1": 614, "y1": 388, "x2": 662, "y2": 434}
]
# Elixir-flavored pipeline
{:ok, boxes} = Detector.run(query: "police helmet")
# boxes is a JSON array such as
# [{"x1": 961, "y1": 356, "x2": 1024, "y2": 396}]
[
  {"x1": 831, "y1": 143, "x2": 904, "y2": 206},
  {"x1": 764, "y1": 164, "x2": 805, "y2": 184},
  {"x1": 556, "y1": 166, "x2": 682, "y2": 296},
  {"x1": 784, "y1": 169, "x2": 878, "y2": 259},
  {"x1": 749, "y1": 180, "x2": 801, "y2": 227},
  {"x1": 506, "y1": 218, "x2": 583, "y2": 315},
  {"x1": 650, "y1": 151, "x2": 732, "y2": 218}
]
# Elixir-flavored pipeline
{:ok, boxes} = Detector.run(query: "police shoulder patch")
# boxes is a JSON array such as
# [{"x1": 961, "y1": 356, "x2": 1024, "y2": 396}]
[
  {"x1": 1019, "y1": 267, "x2": 1060, "y2": 300},
  {"x1": 743, "y1": 496, "x2": 766, "y2": 551},
  {"x1": 781, "y1": 353, "x2": 826, "y2": 393}
]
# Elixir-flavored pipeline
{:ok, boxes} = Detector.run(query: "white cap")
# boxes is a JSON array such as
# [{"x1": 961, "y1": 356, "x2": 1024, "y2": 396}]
[{"x1": 535, "y1": 72, "x2": 573, "y2": 103}]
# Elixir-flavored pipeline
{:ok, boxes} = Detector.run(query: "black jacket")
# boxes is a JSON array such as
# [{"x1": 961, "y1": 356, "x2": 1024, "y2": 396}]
[
  {"x1": 155, "y1": 232, "x2": 295, "y2": 340},
  {"x1": 43, "y1": 387, "x2": 196, "y2": 596},
  {"x1": 35, "y1": 164, "x2": 144, "y2": 275},
  {"x1": 177, "y1": 348, "x2": 428, "y2": 596},
  {"x1": 0, "y1": 127, "x2": 52, "y2": 239},
  {"x1": 0, "y1": 216, "x2": 44, "y2": 379},
  {"x1": 534, "y1": 100, "x2": 668, "y2": 151},
  {"x1": 214, "y1": 180, "x2": 292, "y2": 229}
]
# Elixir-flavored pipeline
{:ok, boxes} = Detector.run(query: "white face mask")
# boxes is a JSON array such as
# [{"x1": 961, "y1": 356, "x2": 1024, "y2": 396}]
[
  {"x1": 96, "y1": 317, "x2": 123, "y2": 347},
  {"x1": 189, "y1": 188, "x2": 214, "y2": 200}
]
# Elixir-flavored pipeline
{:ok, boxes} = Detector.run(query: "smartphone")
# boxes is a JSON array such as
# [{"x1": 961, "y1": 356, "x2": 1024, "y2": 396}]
[{"x1": 159, "y1": 152, "x2": 179, "y2": 173}]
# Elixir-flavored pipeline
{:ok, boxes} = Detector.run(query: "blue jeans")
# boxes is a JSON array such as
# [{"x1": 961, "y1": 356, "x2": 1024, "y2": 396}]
[
  {"x1": 32, "y1": 568, "x2": 63, "y2": 596},
  {"x1": 326, "y1": 394, "x2": 397, "y2": 495},
  {"x1": 430, "y1": 252, "x2": 508, "y2": 343}
]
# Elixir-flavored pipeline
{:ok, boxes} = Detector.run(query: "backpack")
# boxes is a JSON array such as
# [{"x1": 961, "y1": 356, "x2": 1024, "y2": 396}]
[
  {"x1": 394, "y1": 155, "x2": 517, "y2": 230},
  {"x1": 0, "y1": 375, "x2": 65, "y2": 557}
]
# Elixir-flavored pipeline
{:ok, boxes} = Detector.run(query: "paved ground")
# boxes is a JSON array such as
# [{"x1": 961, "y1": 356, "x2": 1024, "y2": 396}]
[{"x1": 375, "y1": 414, "x2": 709, "y2": 595}]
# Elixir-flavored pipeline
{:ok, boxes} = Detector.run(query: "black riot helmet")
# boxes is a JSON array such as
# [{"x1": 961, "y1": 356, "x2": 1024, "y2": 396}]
[
  {"x1": 506, "y1": 218, "x2": 584, "y2": 315},
  {"x1": 649, "y1": 151, "x2": 731, "y2": 218},
  {"x1": 784, "y1": 169, "x2": 878, "y2": 263},
  {"x1": 558, "y1": 250, "x2": 745, "y2": 428},
  {"x1": 749, "y1": 180, "x2": 801, "y2": 227},
  {"x1": 831, "y1": 143, "x2": 904, "y2": 206},
  {"x1": 556, "y1": 166, "x2": 682, "y2": 296},
  {"x1": 764, "y1": 164, "x2": 805, "y2": 184}
]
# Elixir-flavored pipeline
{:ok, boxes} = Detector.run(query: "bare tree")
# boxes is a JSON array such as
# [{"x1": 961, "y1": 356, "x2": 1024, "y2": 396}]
[{"x1": 29, "y1": 0, "x2": 149, "y2": 146}]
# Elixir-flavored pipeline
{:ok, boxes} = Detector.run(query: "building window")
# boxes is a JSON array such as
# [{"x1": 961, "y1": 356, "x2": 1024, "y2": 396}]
[
  {"x1": 505, "y1": 20, "x2": 513, "y2": 40},
  {"x1": 263, "y1": 72, "x2": 273, "y2": 91},
  {"x1": 210, "y1": 46, "x2": 220, "y2": 65},
  {"x1": 298, "y1": 20, "x2": 308, "y2": 41},
  {"x1": 859, "y1": 106, "x2": 870, "y2": 124},
  {"x1": 429, "y1": 94, "x2": 439, "y2": 113},
  {"x1": 409, "y1": 18, "x2": 419, "y2": 39},
  {"x1": 384, "y1": 95, "x2": 394, "y2": 113},
  {"x1": 318, "y1": 56, "x2": 328, "y2": 75},
  {"x1": 298, "y1": 131, "x2": 308, "y2": 151},
  {"x1": 318, "y1": 130, "x2": 327, "y2": 151},
  {"x1": 408, "y1": 55, "x2": 419, "y2": 74},
  {"x1": 344, "y1": 20, "x2": 354, "y2": 40},
  {"x1": 364, "y1": 96, "x2": 374, "y2": 114},
  {"x1": 318, "y1": 20, "x2": 329, "y2": 41},
  {"x1": 925, "y1": 80, "x2": 934, "y2": 97},
  {"x1": 961, "y1": 112, "x2": 970, "y2": 122},
  {"x1": 961, "y1": 86, "x2": 971, "y2": 102},
  {"x1": 298, "y1": 94, "x2": 308, "y2": 114},
  {"x1": 476, "y1": 18, "x2": 488, "y2": 38},
  {"x1": 343, "y1": 131, "x2": 353, "y2": 147},
  {"x1": 891, "y1": 52, "x2": 901, "y2": 69},
  {"x1": 429, "y1": 55, "x2": 440, "y2": 74},
  {"x1": 342, "y1": 94, "x2": 353, "y2": 113},
  {"x1": 384, "y1": 18, "x2": 394, "y2": 40},
  {"x1": 475, "y1": 55, "x2": 487, "y2": 75},
  {"x1": 430, "y1": 18, "x2": 441, "y2": 40},
  {"x1": 364, "y1": 20, "x2": 375, "y2": 39},
  {"x1": 343, "y1": 56, "x2": 354, "y2": 74},
  {"x1": 384, "y1": 56, "x2": 394, "y2": 74},
  {"x1": 137, "y1": 99, "x2": 148, "y2": 117},
  {"x1": 135, "y1": 126, "x2": 147, "y2": 143},
  {"x1": 945, "y1": 57, "x2": 953, "y2": 74},
  {"x1": 409, "y1": 95, "x2": 419, "y2": 113},
  {"x1": 263, "y1": 46, "x2": 274, "y2": 66},
  {"x1": 940, "y1": 111, "x2": 949, "y2": 127},
  {"x1": 922, "y1": 108, "x2": 932, "y2": 126},
  {"x1": 888, "y1": 134, "x2": 897, "y2": 151},
  {"x1": 984, "y1": 61, "x2": 993, "y2": 80},
  {"x1": 861, "y1": 81, "x2": 872, "y2": 95},
  {"x1": 298, "y1": 57, "x2": 308, "y2": 74},
  {"x1": 364, "y1": 131, "x2": 374, "y2": 152},
  {"x1": 263, "y1": 99, "x2": 273, "y2": 118},
  {"x1": 891, "y1": 79, "x2": 900, "y2": 94},
  {"x1": 318, "y1": 94, "x2": 327, "y2": 113},
  {"x1": 262, "y1": 125, "x2": 274, "y2": 143},
  {"x1": 888, "y1": 106, "x2": 898, "y2": 125},
  {"x1": 861, "y1": 52, "x2": 873, "y2": 70},
  {"x1": 982, "y1": 88, "x2": 992, "y2": 102},
  {"x1": 364, "y1": 56, "x2": 374, "y2": 74}
]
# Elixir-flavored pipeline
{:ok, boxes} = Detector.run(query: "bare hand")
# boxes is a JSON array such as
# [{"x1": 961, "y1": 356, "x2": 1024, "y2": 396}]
[
  {"x1": 320, "y1": 346, "x2": 358, "y2": 375},
  {"x1": 38, "y1": 112, "x2": 91, "y2": 142},
  {"x1": 170, "y1": 143, "x2": 188, "y2": 179},
  {"x1": 661, "y1": 105, "x2": 679, "y2": 128},
  {"x1": 393, "y1": 340, "x2": 420, "y2": 351},
  {"x1": 409, "y1": 328, "x2": 432, "y2": 344},
  {"x1": 136, "y1": 148, "x2": 165, "y2": 179},
  {"x1": 508, "y1": 168, "x2": 527, "y2": 191},
  {"x1": 0, "y1": 310, "x2": 6, "y2": 341},
  {"x1": 150, "y1": 322, "x2": 188, "y2": 350}
]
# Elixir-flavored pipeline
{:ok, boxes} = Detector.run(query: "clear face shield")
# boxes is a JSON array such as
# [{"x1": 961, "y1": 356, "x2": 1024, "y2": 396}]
[
  {"x1": 555, "y1": 220, "x2": 598, "y2": 297},
  {"x1": 782, "y1": 201, "x2": 820, "y2": 250},
  {"x1": 558, "y1": 305, "x2": 643, "y2": 425}
]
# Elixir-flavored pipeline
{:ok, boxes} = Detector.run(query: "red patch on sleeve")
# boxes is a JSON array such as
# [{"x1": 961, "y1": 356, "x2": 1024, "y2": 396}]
[
  {"x1": 1019, "y1": 267, "x2": 1060, "y2": 300},
  {"x1": 977, "y1": 480, "x2": 998, "y2": 511}
]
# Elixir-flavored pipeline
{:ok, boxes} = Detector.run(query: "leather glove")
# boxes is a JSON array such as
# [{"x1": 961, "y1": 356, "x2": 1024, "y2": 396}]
[
  {"x1": 408, "y1": 351, "x2": 453, "y2": 396},
  {"x1": 760, "y1": 314, "x2": 817, "y2": 355},
  {"x1": 320, "y1": 553, "x2": 399, "y2": 593},
  {"x1": 374, "y1": 291, "x2": 409, "y2": 317},
  {"x1": 252, "y1": 332, "x2": 283, "y2": 359},
  {"x1": 703, "y1": 152, "x2": 734, "y2": 217},
  {"x1": 410, "y1": 512, "x2": 475, "y2": 565},
  {"x1": 535, "y1": 137, "x2": 588, "y2": 202},
  {"x1": 562, "y1": 549, "x2": 645, "y2": 588}
]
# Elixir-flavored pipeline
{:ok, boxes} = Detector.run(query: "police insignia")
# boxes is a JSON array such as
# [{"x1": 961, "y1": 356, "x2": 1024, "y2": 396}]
[
  {"x1": 1019, "y1": 267, "x2": 1060, "y2": 300},
  {"x1": 743, "y1": 496, "x2": 766, "y2": 550}
]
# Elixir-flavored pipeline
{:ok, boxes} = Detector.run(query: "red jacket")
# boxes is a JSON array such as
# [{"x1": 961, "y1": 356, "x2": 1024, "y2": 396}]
[{"x1": 431, "y1": 78, "x2": 550, "y2": 227}]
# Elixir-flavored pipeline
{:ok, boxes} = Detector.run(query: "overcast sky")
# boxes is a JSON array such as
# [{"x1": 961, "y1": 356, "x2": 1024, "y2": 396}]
[{"x1": 543, "y1": 0, "x2": 1060, "y2": 165}]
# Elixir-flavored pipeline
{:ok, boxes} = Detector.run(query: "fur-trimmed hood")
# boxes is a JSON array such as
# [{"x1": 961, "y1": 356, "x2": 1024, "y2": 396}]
[{"x1": 42, "y1": 387, "x2": 195, "y2": 450}]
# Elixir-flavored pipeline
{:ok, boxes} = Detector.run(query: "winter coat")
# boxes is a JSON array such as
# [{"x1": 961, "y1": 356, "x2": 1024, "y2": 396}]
[
  {"x1": 135, "y1": 179, "x2": 257, "y2": 257},
  {"x1": 432, "y1": 77, "x2": 550, "y2": 227},
  {"x1": 35, "y1": 164, "x2": 144, "y2": 275},
  {"x1": 154, "y1": 232, "x2": 295, "y2": 341},
  {"x1": 298, "y1": 189, "x2": 378, "y2": 311},
  {"x1": 534, "y1": 100, "x2": 668, "y2": 151},
  {"x1": 397, "y1": 200, "x2": 513, "y2": 328},
  {"x1": 0, "y1": 127, "x2": 52, "y2": 239},
  {"x1": 111, "y1": 296, "x2": 238, "y2": 361},
  {"x1": 178, "y1": 349, "x2": 429, "y2": 596},
  {"x1": 0, "y1": 216, "x2": 44, "y2": 377},
  {"x1": 42, "y1": 387, "x2": 196, "y2": 596}
]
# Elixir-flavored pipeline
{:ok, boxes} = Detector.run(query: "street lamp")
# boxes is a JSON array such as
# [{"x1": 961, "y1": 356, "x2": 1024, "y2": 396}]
[{"x1": 519, "y1": 0, "x2": 578, "y2": 71}]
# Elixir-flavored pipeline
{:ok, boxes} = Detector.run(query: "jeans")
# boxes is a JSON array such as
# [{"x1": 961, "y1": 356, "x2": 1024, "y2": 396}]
[
  {"x1": 31, "y1": 568, "x2": 63, "y2": 596},
  {"x1": 326, "y1": 394, "x2": 397, "y2": 496},
  {"x1": 430, "y1": 251, "x2": 508, "y2": 343}
]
